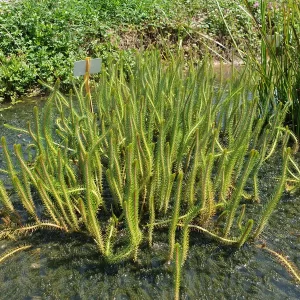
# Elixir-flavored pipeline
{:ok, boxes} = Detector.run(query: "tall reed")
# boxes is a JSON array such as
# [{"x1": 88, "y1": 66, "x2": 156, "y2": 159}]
[{"x1": 241, "y1": 0, "x2": 300, "y2": 136}]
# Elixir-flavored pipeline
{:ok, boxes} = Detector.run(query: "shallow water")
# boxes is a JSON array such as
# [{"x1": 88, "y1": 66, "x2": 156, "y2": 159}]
[
  {"x1": 0, "y1": 98, "x2": 45, "y2": 185},
  {"x1": 0, "y1": 100, "x2": 299, "y2": 299}
]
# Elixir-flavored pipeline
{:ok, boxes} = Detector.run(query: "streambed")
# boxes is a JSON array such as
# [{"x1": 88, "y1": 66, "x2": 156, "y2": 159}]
[{"x1": 0, "y1": 100, "x2": 299, "y2": 299}]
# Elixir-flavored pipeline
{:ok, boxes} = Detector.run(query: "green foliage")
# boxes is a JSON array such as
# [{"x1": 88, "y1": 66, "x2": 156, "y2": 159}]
[
  {"x1": 0, "y1": 51, "x2": 37, "y2": 103},
  {"x1": 0, "y1": 52, "x2": 291, "y2": 293},
  {"x1": 254, "y1": 147, "x2": 290, "y2": 238},
  {"x1": 0, "y1": 0, "x2": 184, "y2": 101},
  {"x1": 234, "y1": 1, "x2": 300, "y2": 136},
  {"x1": 174, "y1": 243, "x2": 183, "y2": 300},
  {"x1": 0, "y1": 0, "x2": 263, "y2": 102}
]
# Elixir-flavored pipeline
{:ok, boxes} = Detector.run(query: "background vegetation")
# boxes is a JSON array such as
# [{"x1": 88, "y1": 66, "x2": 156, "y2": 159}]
[{"x1": 0, "y1": 0, "x2": 260, "y2": 102}]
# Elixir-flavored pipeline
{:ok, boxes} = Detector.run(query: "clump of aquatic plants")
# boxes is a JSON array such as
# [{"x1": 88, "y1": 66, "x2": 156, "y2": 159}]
[{"x1": 0, "y1": 52, "x2": 293, "y2": 296}]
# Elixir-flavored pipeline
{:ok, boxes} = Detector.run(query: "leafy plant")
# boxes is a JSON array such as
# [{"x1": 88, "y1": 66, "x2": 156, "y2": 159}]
[{"x1": 0, "y1": 52, "x2": 291, "y2": 297}]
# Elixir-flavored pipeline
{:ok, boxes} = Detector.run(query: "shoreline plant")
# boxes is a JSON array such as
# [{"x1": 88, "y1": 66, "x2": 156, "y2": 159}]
[
  {"x1": 0, "y1": 52, "x2": 294, "y2": 297},
  {"x1": 229, "y1": 0, "x2": 300, "y2": 136}
]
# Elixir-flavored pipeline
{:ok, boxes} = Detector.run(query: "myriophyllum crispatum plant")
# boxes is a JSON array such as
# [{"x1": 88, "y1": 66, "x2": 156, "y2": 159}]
[{"x1": 0, "y1": 51, "x2": 293, "y2": 296}]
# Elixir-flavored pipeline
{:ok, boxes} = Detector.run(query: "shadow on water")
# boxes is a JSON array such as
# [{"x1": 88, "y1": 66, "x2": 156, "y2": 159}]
[{"x1": 0, "y1": 98, "x2": 299, "y2": 299}]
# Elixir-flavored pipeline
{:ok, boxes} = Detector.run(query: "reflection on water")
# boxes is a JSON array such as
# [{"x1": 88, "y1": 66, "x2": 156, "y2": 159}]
[{"x1": 0, "y1": 97, "x2": 299, "y2": 299}]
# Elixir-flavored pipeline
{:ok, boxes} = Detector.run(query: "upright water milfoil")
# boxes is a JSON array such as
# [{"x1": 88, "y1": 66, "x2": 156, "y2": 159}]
[{"x1": 0, "y1": 52, "x2": 295, "y2": 297}]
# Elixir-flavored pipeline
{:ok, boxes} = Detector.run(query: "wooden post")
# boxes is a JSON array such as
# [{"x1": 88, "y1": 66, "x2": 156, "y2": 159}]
[
  {"x1": 84, "y1": 57, "x2": 93, "y2": 113},
  {"x1": 73, "y1": 57, "x2": 101, "y2": 113}
]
